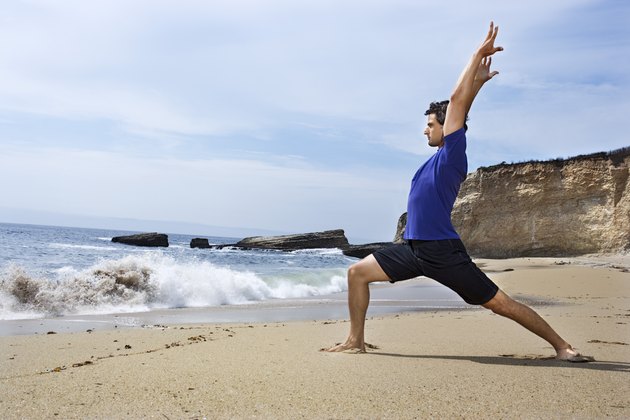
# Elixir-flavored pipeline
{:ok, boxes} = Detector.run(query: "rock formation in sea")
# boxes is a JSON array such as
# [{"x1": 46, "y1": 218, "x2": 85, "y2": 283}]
[
  {"x1": 190, "y1": 238, "x2": 211, "y2": 249},
  {"x1": 395, "y1": 147, "x2": 630, "y2": 258},
  {"x1": 111, "y1": 232, "x2": 169, "y2": 247},
  {"x1": 342, "y1": 242, "x2": 393, "y2": 259},
  {"x1": 197, "y1": 229, "x2": 385, "y2": 257},
  {"x1": 393, "y1": 213, "x2": 407, "y2": 244},
  {"x1": 234, "y1": 229, "x2": 350, "y2": 251}
]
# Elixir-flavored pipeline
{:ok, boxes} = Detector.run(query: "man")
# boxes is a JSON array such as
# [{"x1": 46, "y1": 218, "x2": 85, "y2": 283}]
[{"x1": 325, "y1": 22, "x2": 589, "y2": 362}]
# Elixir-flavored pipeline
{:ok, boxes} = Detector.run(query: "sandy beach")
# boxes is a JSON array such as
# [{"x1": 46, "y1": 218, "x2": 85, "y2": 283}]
[{"x1": 1, "y1": 256, "x2": 629, "y2": 419}]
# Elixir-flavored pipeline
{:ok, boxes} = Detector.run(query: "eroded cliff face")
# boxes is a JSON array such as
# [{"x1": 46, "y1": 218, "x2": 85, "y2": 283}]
[
  {"x1": 396, "y1": 148, "x2": 630, "y2": 258},
  {"x1": 451, "y1": 149, "x2": 630, "y2": 257}
]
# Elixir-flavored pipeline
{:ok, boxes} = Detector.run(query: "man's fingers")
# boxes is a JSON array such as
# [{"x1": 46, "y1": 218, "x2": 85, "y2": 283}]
[
  {"x1": 482, "y1": 22, "x2": 502, "y2": 56},
  {"x1": 485, "y1": 46, "x2": 503, "y2": 57},
  {"x1": 486, "y1": 22, "x2": 498, "y2": 44}
]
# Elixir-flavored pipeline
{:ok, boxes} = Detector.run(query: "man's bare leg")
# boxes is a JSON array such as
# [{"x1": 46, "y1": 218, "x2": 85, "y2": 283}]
[
  {"x1": 324, "y1": 255, "x2": 390, "y2": 352},
  {"x1": 483, "y1": 290, "x2": 582, "y2": 360}
]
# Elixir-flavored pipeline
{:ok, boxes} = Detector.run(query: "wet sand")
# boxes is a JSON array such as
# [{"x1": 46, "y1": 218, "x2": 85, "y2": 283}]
[{"x1": 1, "y1": 256, "x2": 629, "y2": 418}]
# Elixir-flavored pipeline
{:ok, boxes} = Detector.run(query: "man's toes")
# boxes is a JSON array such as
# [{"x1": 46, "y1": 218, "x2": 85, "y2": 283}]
[
  {"x1": 556, "y1": 348, "x2": 595, "y2": 363},
  {"x1": 560, "y1": 354, "x2": 595, "y2": 363}
]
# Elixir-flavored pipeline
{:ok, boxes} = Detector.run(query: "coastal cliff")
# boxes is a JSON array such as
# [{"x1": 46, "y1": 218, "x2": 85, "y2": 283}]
[
  {"x1": 454, "y1": 147, "x2": 630, "y2": 257},
  {"x1": 397, "y1": 147, "x2": 630, "y2": 258}
]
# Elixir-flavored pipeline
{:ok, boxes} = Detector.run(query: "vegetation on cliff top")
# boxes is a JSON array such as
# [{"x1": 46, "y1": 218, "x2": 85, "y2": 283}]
[{"x1": 479, "y1": 146, "x2": 630, "y2": 172}]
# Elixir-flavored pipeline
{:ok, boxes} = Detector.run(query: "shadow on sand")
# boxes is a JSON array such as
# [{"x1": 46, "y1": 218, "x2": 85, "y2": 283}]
[{"x1": 369, "y1": 352, "x2": 630, "y2": 373}]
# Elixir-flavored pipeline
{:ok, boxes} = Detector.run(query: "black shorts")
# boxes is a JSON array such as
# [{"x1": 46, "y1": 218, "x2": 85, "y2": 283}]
[{"x1": 373, "y1": 239, "x2": 498, "y2": 305}]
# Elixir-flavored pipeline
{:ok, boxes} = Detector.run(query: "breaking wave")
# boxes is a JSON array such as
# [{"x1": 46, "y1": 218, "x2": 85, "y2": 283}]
[{"x1": 0, "y1": 253, "x2": 347, "y2": 320}]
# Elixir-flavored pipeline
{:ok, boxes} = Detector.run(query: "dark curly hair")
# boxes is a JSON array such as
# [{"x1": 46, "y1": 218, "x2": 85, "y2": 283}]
[{"x1": 424, "y1": 100, "x2": 468, "y2": 131}]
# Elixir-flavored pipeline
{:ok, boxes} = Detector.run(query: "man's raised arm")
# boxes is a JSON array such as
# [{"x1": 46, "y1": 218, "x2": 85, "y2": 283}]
[{"x1": 443, "y1": 22, "x2": 503, "y2": 137}]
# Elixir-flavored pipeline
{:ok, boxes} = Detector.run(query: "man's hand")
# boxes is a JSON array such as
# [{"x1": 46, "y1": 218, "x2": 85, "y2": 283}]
[
  {"x1": 475, "y1": 56, "x2": 499, "y2": 85},
  {"x1": 478, "y1": 21, "x2": 503, "y2": 58}
]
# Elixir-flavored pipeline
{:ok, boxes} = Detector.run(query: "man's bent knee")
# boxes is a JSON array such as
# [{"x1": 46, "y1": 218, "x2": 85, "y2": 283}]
[{"x1": 347, "y1": 255, "x2": 390, "y2": 285}]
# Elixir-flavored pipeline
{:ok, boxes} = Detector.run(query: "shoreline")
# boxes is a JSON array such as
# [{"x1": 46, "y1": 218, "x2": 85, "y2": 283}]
[
  {"x1": 1, "y1": 256, "x2": 629, "y2": 418},
  {"x1": 2, "y1": 254, "x2": 626, "y2": 337},
  {"x1": 0, "y1": 278, "x2": 469, "y2": 337}
]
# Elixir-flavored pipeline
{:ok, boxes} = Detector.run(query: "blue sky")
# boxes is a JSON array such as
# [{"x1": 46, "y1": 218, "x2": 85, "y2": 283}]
[{"x1": 0, "y1": 0, "x2": 628, "y2": 242}]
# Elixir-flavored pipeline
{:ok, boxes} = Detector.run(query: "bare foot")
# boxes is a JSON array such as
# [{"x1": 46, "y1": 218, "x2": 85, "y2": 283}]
[
  {"x1": 555, "y1": 347, "x2": 595, "y2": 362},
  {"x1": 321, "y1": 341, "x2": 366, "y2": 353},
  {"x1": 321, "y1": 341, "x2": 379, "y2": 353}
]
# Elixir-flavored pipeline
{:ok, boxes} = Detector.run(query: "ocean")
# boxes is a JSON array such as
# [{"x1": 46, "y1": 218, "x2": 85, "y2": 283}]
[{"x1": 0, "y1": 222, "x2": 464, "y2": 334}]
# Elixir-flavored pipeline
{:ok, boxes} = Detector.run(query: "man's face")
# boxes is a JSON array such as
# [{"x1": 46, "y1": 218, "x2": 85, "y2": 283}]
[{"x1": 424, "y1": 114, "x2": 444, "y2": 148}]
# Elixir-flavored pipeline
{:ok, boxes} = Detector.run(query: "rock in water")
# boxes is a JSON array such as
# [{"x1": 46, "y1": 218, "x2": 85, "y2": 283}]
[
  {"x1": 393, "y1": 213, "x2": 407, "y2": 244},
  {"x1": 235, "y1": 229, "x2": 350, "y2": 250},
  {"x1": 111, "y1": 232, "x2": 169, "y2": 247},
  {"x1": 190, "y1": 238, "x2": 211, "y2": 249},
  {"x1": 342, "y1": 243, "x2": 393, "y2": 259}
]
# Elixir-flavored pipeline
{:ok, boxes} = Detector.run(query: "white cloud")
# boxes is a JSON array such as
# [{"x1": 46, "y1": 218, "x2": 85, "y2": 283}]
[
  {"x1": 1, "y1": 1, "x2": 606, "y2": 137},
  {"x1": 0, "y1": 145, "x2": 408, "y2": 240},
  {"x1": 0, "y1": 0, "x2": 628, "y2": 239}
]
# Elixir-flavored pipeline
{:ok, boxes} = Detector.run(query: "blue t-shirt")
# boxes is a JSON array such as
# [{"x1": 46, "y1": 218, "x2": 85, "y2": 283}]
[{"x1": 404, "y1": 128, "x2": 468, "y2": 240}]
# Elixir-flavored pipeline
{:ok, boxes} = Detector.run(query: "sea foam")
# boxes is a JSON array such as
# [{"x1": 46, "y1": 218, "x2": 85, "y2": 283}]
[{"x1": 0, "y1": 252, "x2": 347, "y2": 320}]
